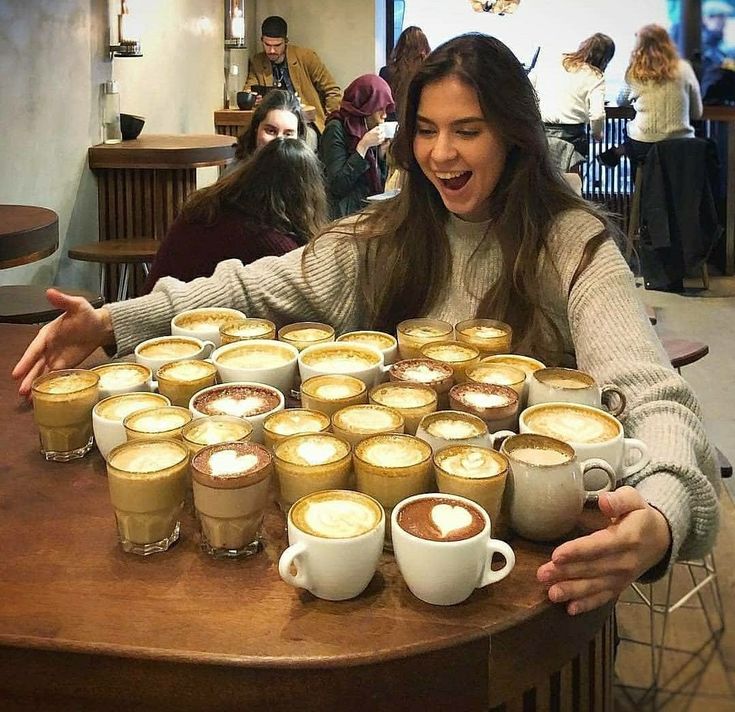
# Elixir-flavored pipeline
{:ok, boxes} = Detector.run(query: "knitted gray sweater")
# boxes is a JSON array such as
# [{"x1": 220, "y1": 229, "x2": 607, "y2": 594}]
[{"x1": 108, "y1": 209, "x2": 720, "y2": 571}]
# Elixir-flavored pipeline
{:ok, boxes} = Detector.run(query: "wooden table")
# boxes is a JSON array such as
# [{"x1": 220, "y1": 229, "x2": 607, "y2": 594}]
[
  {"x1": 87, "y1": 135, "x2": 236, "y2": 300},
  {"x1": 0, "y1": 204, "x2": 58, "y2": 269},
  {"x1": 0, "y1": 325, "x2": 614, "y2": 711},
  {"x1": 214, "y1": 105, "x2": 318, "y2": 137}
]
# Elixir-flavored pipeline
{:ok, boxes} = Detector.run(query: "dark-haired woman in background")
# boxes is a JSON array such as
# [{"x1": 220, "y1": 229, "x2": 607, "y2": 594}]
[
  {"x1": 142, "y1": 138, "x2": 326, "y2": 291},
  {"x1": 380, "y1": 25, "x2": 431, "y2": 120},
  {"x1": 532, "y1": 33, "x2": 615, "y2": 156}
]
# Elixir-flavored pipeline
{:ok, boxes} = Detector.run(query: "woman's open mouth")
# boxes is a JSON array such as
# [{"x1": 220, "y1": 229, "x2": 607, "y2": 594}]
[{"x1": 436, "y1": 171, "x2": 472, "y2": 191}]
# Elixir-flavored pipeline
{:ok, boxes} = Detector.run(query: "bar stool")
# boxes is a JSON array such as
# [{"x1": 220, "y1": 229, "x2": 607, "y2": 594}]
[{"x1": 68, "y1": 239, "x2": 160, "y2": 302}]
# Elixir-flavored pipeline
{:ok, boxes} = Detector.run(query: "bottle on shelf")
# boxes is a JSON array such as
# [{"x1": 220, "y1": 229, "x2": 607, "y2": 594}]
[{"x1": 102, "y1": 80, "x2": 122, "y2": 144}]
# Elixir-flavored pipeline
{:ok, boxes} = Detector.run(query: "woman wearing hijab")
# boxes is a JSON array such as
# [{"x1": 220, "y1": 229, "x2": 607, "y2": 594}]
[{"x1": 319, "y1": 74, "x2": 395, "y2": 218}]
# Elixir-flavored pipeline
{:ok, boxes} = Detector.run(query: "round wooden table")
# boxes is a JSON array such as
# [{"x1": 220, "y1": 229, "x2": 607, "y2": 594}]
[
  {"x1": 0, "y1": 325, "x2": 614, "y2": 711},
  {"x1": 0, "y1": 204, "x2": 58, "y2": 269}
]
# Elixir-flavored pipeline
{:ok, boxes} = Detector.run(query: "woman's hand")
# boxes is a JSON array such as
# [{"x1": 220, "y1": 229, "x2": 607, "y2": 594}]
[
  {"x1": 356, "y1": 125, "x2": 386, "y2": 156},
  {"x1": 12, "y1": 288, "x2": 114, "y2": 398},
  {"x1": 536, "y1": 486, "x2": 672, "y2": 615}
]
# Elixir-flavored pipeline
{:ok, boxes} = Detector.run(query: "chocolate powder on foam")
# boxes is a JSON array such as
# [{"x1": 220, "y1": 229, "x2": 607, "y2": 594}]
[
  {"x1": 194, "y1": 384, "x2": 280, "y2": 416},
  {"x1": 397, "y1": 497, "x2": 484, "y2": 542}
]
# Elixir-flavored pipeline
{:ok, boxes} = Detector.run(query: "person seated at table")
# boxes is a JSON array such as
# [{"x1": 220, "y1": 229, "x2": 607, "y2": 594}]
[
  {"x1": 379, "y1": 25, "x2": 431, "y2": 120},
  {"x1": 617, "y1": 24, "x2": 703, "y2": 176},
  {"x1": 141, "y1": 138, "x2": 327, "y2": 292},
  {"x1": 319, "y1": 74, "x2": 395, "y2": 218},
  {"x1": 13, "y1": 33, "x2": 719, "y2": 617},
  {"x1": 531, "y1": 33, "x2": 615, "y2": 157}
]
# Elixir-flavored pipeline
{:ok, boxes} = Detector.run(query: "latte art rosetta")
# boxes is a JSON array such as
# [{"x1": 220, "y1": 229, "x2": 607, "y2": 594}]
[
  {"x1": 525, "y1": 408, "x2": 619, "y2": 444},
  {"x1": 302, "y1": 499, "x2": 380, "y2": 538}
]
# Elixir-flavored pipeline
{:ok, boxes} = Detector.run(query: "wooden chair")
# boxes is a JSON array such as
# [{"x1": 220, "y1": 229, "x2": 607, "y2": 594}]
[{"x1": 68, "y1": 239, "x2": 160, "y2": 302}]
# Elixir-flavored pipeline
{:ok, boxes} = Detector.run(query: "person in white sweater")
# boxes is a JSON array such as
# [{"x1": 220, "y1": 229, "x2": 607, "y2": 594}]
[
  {"x1": 532, "y1": 33, "x2": 615, "y2": 156},
  {"x1": 14, "y1": 34, "x2": 719, "y2": 617},
  {"x1": 617, "y1": 24, "x2": 703, "y2": 174}
]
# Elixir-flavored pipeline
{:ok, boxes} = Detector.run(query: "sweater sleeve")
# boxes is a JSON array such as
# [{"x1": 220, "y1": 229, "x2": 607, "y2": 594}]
[
  {"x1": 587, "y1": 75, "x2": 606, "y2": 139},
  {"x1": 567, "y1": 238, "x2": 720, "y2": 573},
  {"x1": 683, "y1": 60, "x2": 704, "y2": 120},
  {"x1": 106, "y1": 232, "x2": 363, "y2": 356}
]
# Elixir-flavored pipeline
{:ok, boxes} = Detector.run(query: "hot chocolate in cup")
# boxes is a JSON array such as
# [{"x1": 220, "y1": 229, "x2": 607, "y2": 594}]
[
  {"x1": 123, "y1": 405, "x2": 193, "y2": 442},
  {"x1": 527, "y1": 367, "x2": 626, "y2": 416},
  {"x1": 135, "y1": 335, "x2": 215, "y2": 373},
  {"x1": 449, "y1": 382, "x2": 519, "y2": 431},
  {"x1": 298, "y1": 342, "x2": 388, "y2": 389},
  {"x1": 479, "y1": 353, "x2": 545, "y2": 406},
  {"x1": 501, "y1": 433, "x2": 616, "y2": 541},
  {"x1": 331, "y1": 404, "x2": 405, "y2": 447},
  {"x1": 465, "y1": 363, "x2": 526, "y2": 399},
  {"x1": 279, "y1": 490, "x2": 385, "y2": 601},
  {"x1": 336, "y1": 330, "x2": 398, "y2": 365},
  {"x1": 273, "y1": 433, "x2": 352, "y2": 512},
  {"x1": 171, "y1": 307, "x2": 246, "y2": 347},
  {"x1": 419, "y1": 340, "x2": 481, "y2": 382},
  {"x1": 396, "y1": 318, "x2": 453, "y2": 360},
  {"x1": 189, "y1": 382, "x2": 285, "y2": 443},
  {"x1": 263, "y1": 408, "x2": 331, "y2": 450},
  {"x1": 93, "y1": 392, "x2": 170, "y2": 460},
  {"x1": 219, "y1": 318, "x2": 277, "y2": 345},
  {"x1": 353, "y1": 433, "x2": 433, "y2": 549},
  {"x1": 368, "y1": 382, "x2": 437, "y2": 435},
  {"x1": 389, "y1": 358, "x2": 454, "y2": 408},
  {"x1": 433, "y1": 445, "x2": 509, "y2": 526},
  {"x1": 278, "y1": 321, "x2": 335, "y2": 351},
  {"x1": 154, "y1": 359, "x2": 218, "y2": 408},
  {"x1": 415, "y1": 410, "x2": 507, "y2": 452},
  {"x1": 519, "y1": 402, "x2": 650, "y2": 485},
  {"x1": 300, "y1": 374, "x2": 368, "y2": 417},
  {"x1": 106, "y1": 438, "x2": 189, "y2": 555},
  {"x1": 191, "y1": 441, "x2": 272, "y2": 557},
  {"x1": 31, "y1": 369, "x2": 100, "y2": 462},
  {"x1": 212, "y1": 339, "x2": 299, "y2": 395},
  {"x1": 391, "y1": 492, "x2": 515, "y2": 605},
  {"x1": 455, "y1": 318, "x2": 512, "y2": 356},
  {"x1": 181, "y1": 415, "x2": 253, "y2": 456},
  {"x1": 91, "y1": 362, "x2": 153, "y2": 399}
]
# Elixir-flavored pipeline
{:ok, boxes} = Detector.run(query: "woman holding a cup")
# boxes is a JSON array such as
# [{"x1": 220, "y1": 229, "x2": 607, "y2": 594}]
[{"x1": 14, "y1": 34, "x2": 719, "y2": 618}]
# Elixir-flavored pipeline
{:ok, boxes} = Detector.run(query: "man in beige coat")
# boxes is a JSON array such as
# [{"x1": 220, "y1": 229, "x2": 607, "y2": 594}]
[{"x1": 245, "y1": 16, "x2": 342, "y2": 133}]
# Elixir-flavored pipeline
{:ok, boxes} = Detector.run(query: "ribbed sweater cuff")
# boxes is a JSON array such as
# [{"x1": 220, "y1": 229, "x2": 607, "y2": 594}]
[{"x1": 107, "y1": 292, "x2": 173, "y2": 357}]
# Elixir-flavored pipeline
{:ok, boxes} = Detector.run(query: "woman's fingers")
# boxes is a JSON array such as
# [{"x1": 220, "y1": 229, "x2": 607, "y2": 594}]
[
  {"x1": 566, "y1": 590, "x2": 616, "y2": 616},
  {"x1": 548, "y1": 574, "x2": 621, "y2": 605},
  {"x1": 18, "y1": 358, "x2": 48, "y2": 397},
  {"x1": 598, "y1": 486, "x2": 647, "y2": 519},
  {"x1": 551, "y1": 525, "x2": 628, "y2": 564}
]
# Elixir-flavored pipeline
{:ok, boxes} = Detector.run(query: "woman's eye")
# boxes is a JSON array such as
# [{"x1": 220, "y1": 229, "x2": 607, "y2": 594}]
[
  {"x1": 416, "y1": 127, "x2": 436, "y2": 136},
  {"x1": 457, "y1": 130, "x2": 480, "y2": 138}
]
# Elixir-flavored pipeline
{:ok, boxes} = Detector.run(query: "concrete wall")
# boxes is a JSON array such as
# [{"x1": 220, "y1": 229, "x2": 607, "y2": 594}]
[{"x1": 0, "y1": 0, "x2": 223, "y2": 290}]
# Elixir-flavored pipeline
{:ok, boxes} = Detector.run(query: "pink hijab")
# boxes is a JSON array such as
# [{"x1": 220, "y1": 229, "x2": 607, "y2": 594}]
[{"x1": 326, "y1": 74, "x2": 395, "y2": 193}]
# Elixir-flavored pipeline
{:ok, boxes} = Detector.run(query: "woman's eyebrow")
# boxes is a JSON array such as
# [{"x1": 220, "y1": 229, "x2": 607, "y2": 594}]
[{"x1": 416, "y1": 114, "x2": 486, "y2": 126}]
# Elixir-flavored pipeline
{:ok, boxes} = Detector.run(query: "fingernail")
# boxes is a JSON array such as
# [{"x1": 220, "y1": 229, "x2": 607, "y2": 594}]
[
  {"x1": 550, "y1": 586, "x2": 566, "y2": 603},
  {"x1": 537, "y1": 569, "x2": 551, "y2": 583},
  {"x1": 568, "y1": 603, "x2": 579, "y2": 616}
]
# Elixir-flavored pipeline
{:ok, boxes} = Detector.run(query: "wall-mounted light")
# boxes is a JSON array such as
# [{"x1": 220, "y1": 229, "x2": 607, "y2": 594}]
[
  {"x1": 225, "y1": 0, "x2": 246, "y2": 49},
  {"x1": 110, "y1": 0, "x2": 142, "y2": 58},
  {"x1": 470, "y1": 0, "x2": 520, "y2": 15}
]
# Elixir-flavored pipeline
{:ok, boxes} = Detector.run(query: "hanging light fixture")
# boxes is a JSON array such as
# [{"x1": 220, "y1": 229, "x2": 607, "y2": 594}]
[
  {"x1": 470, "y1": 0, "x2": 520, "y2": 15},
  {"x1": 225, "y1": 0, "x2": 246, "y2": 49},
  {"x1": 110, "y1": 0, "x2": 142, "y2": 58}
]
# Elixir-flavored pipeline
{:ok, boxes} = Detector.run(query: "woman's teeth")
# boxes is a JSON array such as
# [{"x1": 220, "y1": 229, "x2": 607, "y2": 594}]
[{"x1": 437, "y1": 171, "x2": 471, "y2": 190}]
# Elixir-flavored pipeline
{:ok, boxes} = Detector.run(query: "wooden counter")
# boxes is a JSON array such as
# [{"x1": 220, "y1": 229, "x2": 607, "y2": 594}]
[
  {"x1": 214, "y1": 105, "x2": 318, "y2": 137},
  {"x1": 0, "y1": 205, "x2": 58, "y2": 269}
]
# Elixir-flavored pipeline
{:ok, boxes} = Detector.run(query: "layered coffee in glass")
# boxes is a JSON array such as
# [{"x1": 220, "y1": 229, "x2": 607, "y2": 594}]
[
  {"x1": 368, "y1": 382, "x2": 437, "y2": 435},
  {"x1": 155, "y1": 359, "x2": 217, "y2": 407},
  {"x1": 278, "y1": 321, "x2": 335, "y2": 351},
  {"x1": 331, "y1": 404, "x2": 404, "y2": 447},
  {"x1": 300, "y1": 374, "x2": 368, "y2": 417},
  {"x1": 455, "y1": 318, "x2": 512, "y2": 356},
  {"x1": 219, "y1": 318, "x2": 277, "y2": 344},
  {"x1": 396, "y1": 318, "x2": 453, "y2": 359},
  {"x1": 263, "y1": 408, "x2": 331, "y2": 450}
]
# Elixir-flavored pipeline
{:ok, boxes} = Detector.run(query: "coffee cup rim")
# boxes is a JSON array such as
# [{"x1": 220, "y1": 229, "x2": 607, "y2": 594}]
[
  {"x1": 181, "y1": 414, "x2": 254, "y2": 445},
  {"x1": 211, "y1": 338, "x2": 299, "y2": 366},
  {"x1": 273, "y1": 431, "x2": 352, "y2": 465},
  {"x1": 189, "y1": 381, "x2": 285, "y2": 418},
  {"x1": 93, "y1": 391, "x2": 170, "y2": 419},
  {"x1": 135, "y1": 334, "x2": 207, "y2": 353},
  {"x1": 353, "y1": 431, "x2": 431, "y2": 466},
  {"x1": 479, "y1": 353, "x2": 546, "y2": 371},
  {"x1": 520, "y1": 401, "x2": 622, "y2": 436},
  {"x1": 417, "y1": 409, "x2": 489, "y2": 435},
  {"x1": 335, "y1": 330, "x2": 398, "y2": 348},
  {"x1": 300, "y1": 373, "x2": 367, "y2": 400},
  {"x1": 454, "y1": 317, "x2": 512, "y2": 334},
  {"x1": 122, "y1": 405, "x2": 193, "y2": 434},
  {"x1": 107, "y1": 437, "x2": 189, "y2": 472},
  {"x1": 171, "y1": 307, "x2": 246, "y2": 327},
  {"x1": 396, "y1": 318, "x2": 453, "y2": 336},
  {"x1": 31, "y1": 368, "x2": 100, "y2": 395},
  {"x1": 433, "y1": 444, "x2": 509, "y2": 478},
  {"x1": 299, "y1": 341, "x2": 384, "y2": 366},
  {"x1": 369, "y1": 381, "x2": 438, "y2": 409},
  {"x1": 191, "y1": 440, "x2": 272, "y2": 488},
  {"x1": 332, "y1": 403, "x2": 406, "y2": 434},
  {"x1": 420, "y1": 339, "x2": 481, "y2": 361},
  {"x1": 288, "y1": 489, "x2": 385, "y2": 540},
  {"x1": 532, "y1": 367, "x2": 595, "y2": 388},
  {"x1": 155, "y1": 358, "x2": 218, "y2": 381},
  {"x1": 91, "y1": 362, "x2": 152, "y2": 378},
  {"x1": 392, "y1": 492, "x2": 490, "y2": 543},
  {"x1": 263, "y1": 407, "x2": 331, "y2": 435},
  {"x1": 277, "y1": 321, "x2": 336, "y2": 341},
  {"x1": 465, "y1": 362, "x2": 526, "y2": 386},
  {"x1": 500, "y1": 432, "x2": 576, "y2": 465}
]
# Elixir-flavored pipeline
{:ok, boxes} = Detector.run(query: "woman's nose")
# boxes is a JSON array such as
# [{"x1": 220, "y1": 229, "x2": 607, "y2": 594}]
[{"x1": 430, "y1": 132, "x2": 458, "y2": 161}]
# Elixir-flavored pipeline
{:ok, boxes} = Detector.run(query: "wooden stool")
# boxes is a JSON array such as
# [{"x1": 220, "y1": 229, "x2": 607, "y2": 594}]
[
  {"x1": 660, "y1": 335, "x2": 709, "y2": 371},
  {"x1": 68, "y1": 239, "x2": 160, "y2": 302},
  {"x1": 0, "y1": 285, "x2": 104, "y2": 324}
]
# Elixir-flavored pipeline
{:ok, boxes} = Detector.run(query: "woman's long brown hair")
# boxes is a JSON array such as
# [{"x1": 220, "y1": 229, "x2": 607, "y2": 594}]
[
  {"x1": 625, "y1": 24, "x2": 680, "y2": 83},
  {"x1": 386, "y1": 26, "x2": 431, "y2": 118},
  {"x1": 562, "y1": 33, "x2": 616, "y2": 76},
  {"x1": 311, "y1": 33, "x2": 610, "y2": 362},
  {"x1": 181, "y1": 138, "x2": 327, "y2": 245}
]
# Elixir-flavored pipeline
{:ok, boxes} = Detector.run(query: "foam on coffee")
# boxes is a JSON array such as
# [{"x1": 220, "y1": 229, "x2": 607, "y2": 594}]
[
  {"x1": 510, "y1": 446, "x2": 570, "y2": 466},
  {"x1": 524, "y1": 404, "x2": 619, "y2": 444},
  {"x1": 390, "y1": 359, "x2": 453, "y2": 384},
  {"x1": 436, "y1": 447, "x2": 506, "y2": 478},
  {"x1": 462, "y1": 325, "x2": 506, "y2": 340},
  {"x1": 421, "y1": 342, "x2": 478, "y2": 363},
  {"x1": 125, "y1": 407, "x2": 192, "y2": 433},
  {"x1": 216, "y1": 343, "x2": 293, "y2": 368},
  {"x1": 357, "y1": 434, "x2": 429, "y2": 468},
  {"x1": 333, "y1": 405, "x2": 403, "y2": 433},
  {"x1": 459, "y1": 390, "x2": 512, "y2": 409},
  {"x1": 222, "y1": 319, "x2": 274, "y2": 338},
  {"x1": 536, "y1": 368, "x2": 593, "y2": 390},
  {"x1": 193, "y1": 385, "x2": 280, "y2": 417},
  {"x1": 371, "y1": 385, "x2": 435, "y2": 409},
  {"x1": 174, "y1": 309, "x2": 243, "y2": 331},
  {"x1": 158, "y1": 360, "x2": 216, "y2": 381},
  {"x1": 265, "y1": 410, "x2": 329, "y2": 436},
  {"x1": 276, "y1": 434, "x2": 349, "y2": 466},
  {"x1": 291, "y1": 490, "x2": 382, "y2": 538},
  {"x1": 303, "y1": 375, "x2": 365, "y2": 400},
  {"x1": 403, "y1": 325, "x2": 447, "y2": 338},
  {"x1": 283, "y1": 327, "x2": 332, "y2": 342},
  {"x1": 424, "y1": 415, "x2": 484, "y2": 440},
  {"x1": 108, "y1": 439, "x2": 187, "y2": 474},
  {"x1": 183, "y1": 417, "x2": 252, "y2": 446},
  {"x1": 397, "y1": 496, "x2": 485, "y2": 541},
  {"x1": 192, "y1": 441, "x2": 271, "y2": 488},
  {"x1": 302, "y1": 346, "x2": 379, "y2": 371},
  {"x1": 466, "y1": 363, "x2": 525, "y2": 387},
  {"x1": 481, "y1": 354, "x2": 545, "y2": 377},
  {"x1": 95, "y1": 393, "x2": 168, "y2": 422},
  {"x1": 34, "y1": 370, "x2": 98, "y2": 395},
  {"x1": 338, "y1": 331, "x2": 395, "y2": 351},
  {"x1": 138, "y1": 338, "x2": 201, "y2": 359},
  {"x1": 93, "y1": 364, "x2": 149, "y2": 390}
]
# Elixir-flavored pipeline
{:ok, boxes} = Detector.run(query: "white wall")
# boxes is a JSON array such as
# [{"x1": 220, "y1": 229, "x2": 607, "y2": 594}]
[{"x1": 0, "y1": 0, "x2": 223, "y2": 290}]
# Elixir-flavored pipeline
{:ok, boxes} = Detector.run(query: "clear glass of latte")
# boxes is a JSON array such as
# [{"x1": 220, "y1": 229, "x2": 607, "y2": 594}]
[
  {"x1": 396, "y1": 318, "x2": 453, "y2": 360},
  {"x1": 455, "y1": 318, "x2": 512, "y2": 356},
  {"x1": 300, "y1": 374, "x2": 368, "y2": 417},
  {"x1": 278, "y1": 322, "x2": 335, "y2": 351}
]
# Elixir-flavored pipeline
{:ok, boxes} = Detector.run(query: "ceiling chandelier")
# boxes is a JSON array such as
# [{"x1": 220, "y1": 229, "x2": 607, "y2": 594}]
[{"x1": 470, "y1": 0, "x2": 520, "y2": 15}]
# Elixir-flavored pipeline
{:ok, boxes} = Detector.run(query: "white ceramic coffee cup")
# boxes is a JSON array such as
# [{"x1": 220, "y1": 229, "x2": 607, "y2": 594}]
[
  {"x1": 501, "y1": 433, "x2": 616, "y2": 541},
  {"x1": 278, "y1": 490, "x2": 385, "y2": 601},
  {"x1": 171, "y1": 307, "x2": 247, "y2": 347},
  {"x1": 527, "y1": 367, "x2": 626, "y2": 416},
  {"x1": 135, "y1": 335, "x2": 215, "y2": 373},
  {"x1": 91, "y1": 363, "x2": 153, "y2": 400},
  {"x1": 382, "y1": 121, "x2": 398, "y2": 139},
  {"x1": 298, "y1": 342, "x2": 389, "y2": 388},
  {"x1": 391, "y1": 492, "x2": 515, "y2": 606},
  {"x1": 211, "y1": 339, "x2": 299, "y2": 395},
  {"x1": 519, "y1": 402, "x2": 650, "y2": 483},
  {"x1": 336, "y1": 330, "x2": 399, "y2": 365}
]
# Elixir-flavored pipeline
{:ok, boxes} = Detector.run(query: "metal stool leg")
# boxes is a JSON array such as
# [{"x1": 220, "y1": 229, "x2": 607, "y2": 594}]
[{"x1": 117, "y1": 264, "x2": 130, "y2": 302}]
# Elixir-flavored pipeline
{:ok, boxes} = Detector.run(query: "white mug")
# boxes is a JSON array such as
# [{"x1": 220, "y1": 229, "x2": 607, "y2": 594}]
[
  {"x1": 171, "y1": 307, "x2": 247, "y2": 347},
  {"x1": 91, "y1": 362, "x2": 153, "y2": 400},
  {"x1": 382, "y1": 121, "x2": 398, "y2": 140},
  {"x1": 527, "y1": 367, "x2": 626, "y2": 416},
  {"x1": 211, "y1": 339, "x2": 299, "y2": 395},
  {"x1": 391, "y1": 492, "x2": 515, "y2": 606},
  {"x1": 134, "y1": 335, "x2": 215, "y2": 373},
  {"x1": 335, "y1": 331, "x2": 399, "y2": 365},
  {"x1": 298, "y1": 342, "x2": 389, "y2": 389},
  {"x1": 278, "y1": 490, "x2": 385, "y2": 601}
]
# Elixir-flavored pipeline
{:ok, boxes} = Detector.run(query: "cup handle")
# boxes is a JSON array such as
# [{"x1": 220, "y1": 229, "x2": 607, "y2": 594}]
[
  {"x1": 480, "y1": 538, "x2": 516, "y2": 586},
  {"x1": 581, "y1": 458, "x2": 616, "y2": 502},
  {"x1": 622, "y1": 438, "x2": 650, "y2": 477},
  {"x1": 150, "y1": 379, "x2": 158, "y2": 392},
  {"x1": 489, "y1": 429, "x2": 515, "y2": 449},
  {"x1": 201, "y1": 341, "x2": 216, "y2": 359},
  {"x1": 278, "y1": 541, "x2": 310, "y2": 590},
  {"x1": 601, "y1": 385, "x2": 626, "y2": 416}
]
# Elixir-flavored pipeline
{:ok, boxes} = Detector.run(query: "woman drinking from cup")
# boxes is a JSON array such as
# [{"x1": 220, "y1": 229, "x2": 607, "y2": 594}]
[{"x1": 14, "y1": 34, "x2": 719, "y2": 617}]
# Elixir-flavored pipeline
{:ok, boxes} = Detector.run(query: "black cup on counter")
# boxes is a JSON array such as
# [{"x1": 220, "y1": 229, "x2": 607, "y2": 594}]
[
  {"x1": 120, "y1": 114, "x2": 145, "y2": 140},
  {"x1": 236, "y1": 91, "x2": 257, "y2": 110}
]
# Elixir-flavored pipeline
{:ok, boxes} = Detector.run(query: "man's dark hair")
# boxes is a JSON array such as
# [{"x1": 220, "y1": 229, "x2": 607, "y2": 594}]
[{"x1": 262, "y1": 16, "x2": 287, "y2": 38}]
